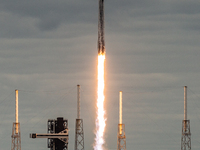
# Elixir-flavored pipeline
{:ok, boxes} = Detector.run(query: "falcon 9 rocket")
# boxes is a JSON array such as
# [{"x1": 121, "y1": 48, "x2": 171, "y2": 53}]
[
  {"x1": 98, "y1": 0, "x2": 105, "y2": 55},
  {"x1": 94, "y1": 0, "x2": 106, "y2": 150}
]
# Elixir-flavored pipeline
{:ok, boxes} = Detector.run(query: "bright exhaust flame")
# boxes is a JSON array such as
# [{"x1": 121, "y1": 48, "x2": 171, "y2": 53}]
[{"x1": 94, "y1": 54, "x2": 106, "y2": 150}]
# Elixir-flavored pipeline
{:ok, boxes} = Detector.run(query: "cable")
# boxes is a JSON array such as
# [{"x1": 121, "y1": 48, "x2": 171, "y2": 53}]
[{"x1": 21, "y1": 86, "x2": 77, "y2": 132}]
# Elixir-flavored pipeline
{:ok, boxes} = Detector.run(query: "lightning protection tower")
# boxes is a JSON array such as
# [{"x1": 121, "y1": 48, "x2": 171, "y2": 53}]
[
  {"x1": 74, "y1": 85, "x2": 84, "y2": 150},
  {"x1": 181, "y1": 86, "x2": 191, "y2": 150},
  {"x1": 11, "y1": 89, "x2": 21, "y2": 150},
  {"x1": 117, "y1": 91, "x2": 126, "y2": 150}
]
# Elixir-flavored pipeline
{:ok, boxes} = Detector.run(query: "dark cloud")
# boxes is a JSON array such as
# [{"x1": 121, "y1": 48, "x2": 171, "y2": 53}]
[
  {"x1": 0, "y1": 0, "x2": 199, "y2": 35},
  {"x1": 0, "y1": 0, "x2": 97, "y2": 31}
]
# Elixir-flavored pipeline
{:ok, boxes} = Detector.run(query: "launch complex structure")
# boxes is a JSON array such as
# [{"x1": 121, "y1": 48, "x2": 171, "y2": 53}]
[
  {"x1": 74, "y1": 85, "x2": 84, "y2": 150},
  {"x1": 117, "y1": 91, "x2": 126, "y2": 150},
  {"x1": 11, "y1": 90, "x2": 21, "y2": 150},
  {"x1": 181, "y1": 86, "x2": 191, "y2": 150},
  {"x1": 10, "y1": 0, "x2": 194, "y2": 149},
  {"x1": 30, "y1": 118, "x2": 69, "y2": 149},
  {"x1": 30, "y1": 85, "x2": 85, "y2": 150}
]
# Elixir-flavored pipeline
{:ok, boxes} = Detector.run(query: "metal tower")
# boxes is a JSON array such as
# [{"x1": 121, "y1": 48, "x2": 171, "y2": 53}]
[
  {"x1": 98, "y1": 0, "x2": 105, "y2": 55},
  {"x1": 30, "y1": 117, "x2": 69, "y2": 150},
  {"x1": 74, "y1": 85, "x2": 84, "y2": 150},
  {"x1": 11, "y1": 89, "x2": 21, "y2": 150},
  {"x1": 117, "y1": 91, "x2": 126, "y2": 150},
  {"x1": 181, "y1": 86, "x2": 191, "y2": 150}
]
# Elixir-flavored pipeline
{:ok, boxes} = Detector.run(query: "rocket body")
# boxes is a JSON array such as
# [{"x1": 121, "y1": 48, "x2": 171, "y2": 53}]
[{"x1": 98, "y1": 0, "x2": 105, "y2": 55}]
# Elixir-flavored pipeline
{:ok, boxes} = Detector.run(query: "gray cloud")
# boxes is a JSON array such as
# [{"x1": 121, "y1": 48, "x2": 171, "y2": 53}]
[
  {"x1": 0, "y1": 0, "x2": 200, "y2": 150},
  {"x1": 0, "y1": 0, "x2": 97, "y2": 31}
]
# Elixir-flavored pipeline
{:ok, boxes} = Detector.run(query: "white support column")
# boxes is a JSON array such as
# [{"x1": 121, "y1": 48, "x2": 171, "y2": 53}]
[
  {"x1": 119, "y1": 91, "x2": 122, "y2": 135},
  {"x1": 15, "y1": 89, "x2": 19, "y2": 133},
  {"x1": 77, "y1": 85, "x2": 80, "y2": 119},
  {"x1": 119, "y1": 91, "x2": 122, "y2": 124},
  {"x1": 184, "y1": 86, "x2": 187, "y2": 121}
]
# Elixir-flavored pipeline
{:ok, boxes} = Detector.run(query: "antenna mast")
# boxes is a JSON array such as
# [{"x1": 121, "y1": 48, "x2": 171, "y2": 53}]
[
  {"x1": 181, "y1": 86, "x2": 191, "y2": 150},
  {"x1": 117, "y1": 91, "x2": 126, "y2": 150},
  {"x1": 11, "y1": 89, "x2": 21, "y2": 150}
]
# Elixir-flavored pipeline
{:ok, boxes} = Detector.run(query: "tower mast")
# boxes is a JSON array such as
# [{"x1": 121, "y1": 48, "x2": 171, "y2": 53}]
[
  {"x1": 181, "y1": 86, "x2": 191, "y2": 150},
  {"x1": 11, "y1": 89, "x2": 21, "y2": 150},
  {"x1": 117, "y1": 91, "x2": 126, "y2": 150},
  {"x1": 75, "y1": 85, "x2": 84, "y2": 150}
]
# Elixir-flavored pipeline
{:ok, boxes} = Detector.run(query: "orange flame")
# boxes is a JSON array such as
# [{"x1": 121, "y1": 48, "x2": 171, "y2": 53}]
[{"x1": 94, "y1": 54, "x2": 106, "y2": 150}]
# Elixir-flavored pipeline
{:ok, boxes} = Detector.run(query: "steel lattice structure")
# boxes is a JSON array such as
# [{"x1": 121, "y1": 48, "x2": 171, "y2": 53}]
[
  {"x1": 75, "y1": 119, "x2": 84, "y2": 150},
  {"x1": 11, "y1": 123, "x2": 21, "y2": 150},
  {"x1": 30, "y1": 117, "x2": 69, "y2": 150},
  {"x1": 117, "y1": 92, "x2": 126, "y2": 150},
  {"x1": 11, "y1": 90, "x2": 21, "y2": 150},
  {"x1": 117, "y1": 124, "x2": 126, "y2": 150},
  {"x1": 47, "y1": 118, "x2": 69, "y2": 150},
  {"x1": 181, "y1": 120, "x2": 191, "y2": 150},
  {"x1": 181, "y1": 86, "x2": 191, "y2": 150},
  {"x1": 75, "y1": 85, "x2": 84, "y2": 150}
]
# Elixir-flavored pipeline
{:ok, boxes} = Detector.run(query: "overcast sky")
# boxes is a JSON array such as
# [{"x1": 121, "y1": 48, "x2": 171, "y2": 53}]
[{"x1": 0, "y1": 0, "x2": 200, "y2": 150}]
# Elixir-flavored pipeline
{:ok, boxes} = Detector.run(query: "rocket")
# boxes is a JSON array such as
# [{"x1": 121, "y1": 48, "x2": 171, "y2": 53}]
[{"x1": 98, "y1": 0, "x2": 105, "y2": 55}]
